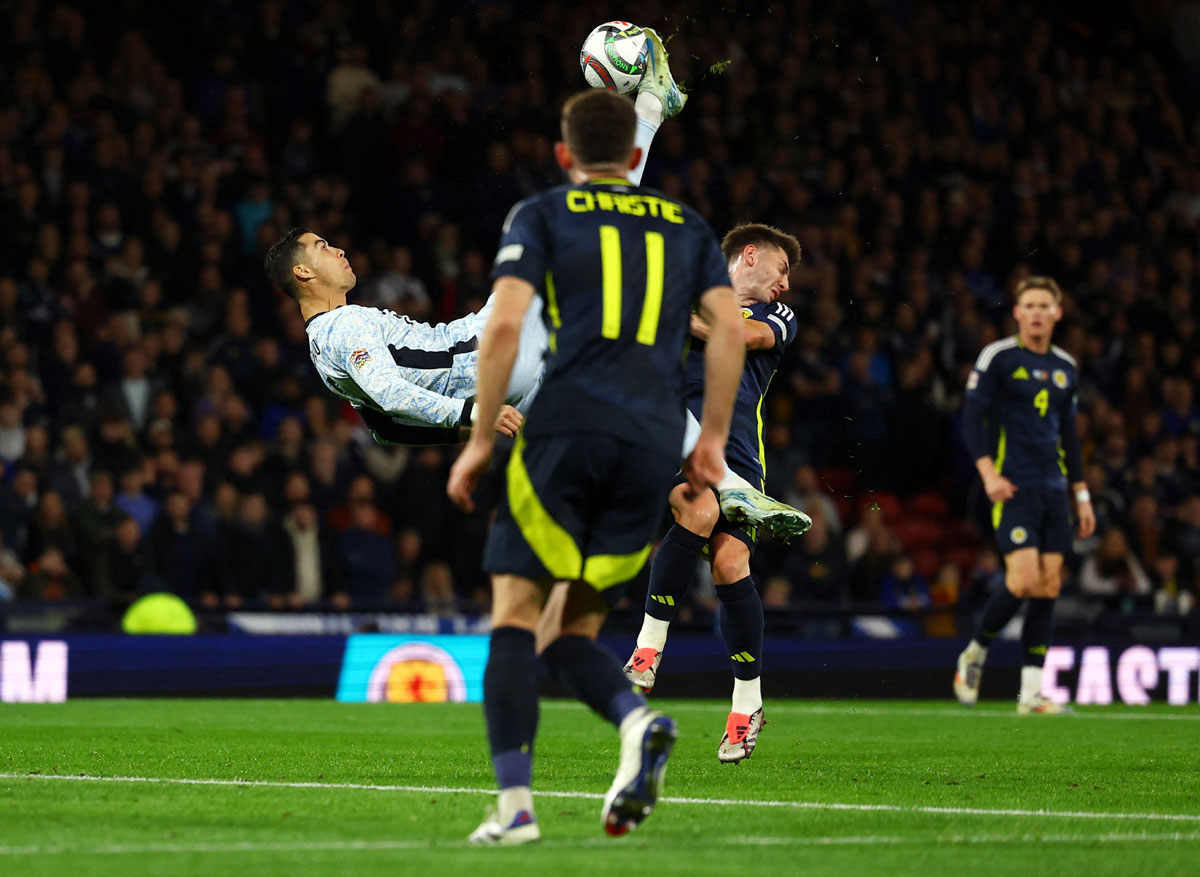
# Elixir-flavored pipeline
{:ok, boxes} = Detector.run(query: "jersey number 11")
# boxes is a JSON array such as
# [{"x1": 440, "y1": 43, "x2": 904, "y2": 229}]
[{"x1": 599, "y1": 225, "x2": 665, "y2": 346}]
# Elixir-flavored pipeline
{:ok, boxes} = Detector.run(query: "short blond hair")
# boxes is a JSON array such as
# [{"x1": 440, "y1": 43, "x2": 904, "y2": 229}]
[{"x1": 1014, "y1": 275, "x2": 1064, "y2": 305}]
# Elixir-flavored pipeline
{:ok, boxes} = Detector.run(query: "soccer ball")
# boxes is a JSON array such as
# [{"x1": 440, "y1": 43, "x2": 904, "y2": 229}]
[{"x1": 579, "y1": 21, "x2": 650, "y2": 94}]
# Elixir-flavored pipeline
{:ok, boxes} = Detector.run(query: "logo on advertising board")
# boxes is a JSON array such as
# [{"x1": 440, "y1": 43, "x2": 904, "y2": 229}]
[{"x1": 336, "y1": 634, "x2": 488, "y2": 703}]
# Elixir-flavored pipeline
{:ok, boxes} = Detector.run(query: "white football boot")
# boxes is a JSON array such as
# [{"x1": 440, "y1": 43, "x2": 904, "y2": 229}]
[{"x1": 602, "y1": 706, "x2": 678, "y2": 836}]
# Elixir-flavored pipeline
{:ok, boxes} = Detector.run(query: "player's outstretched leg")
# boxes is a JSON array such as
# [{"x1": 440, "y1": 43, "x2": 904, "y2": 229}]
[
  {"x1": 602, "y1": 705, "x2": 679, "y2": 835},
  {"x1": 719, "y1": 486, "x2": 812, "y2": 543},
  {"x1": 638, "y1": 28, "x2": 687, "y2": 119},
  {"x1": 679, "y1": 412, "x2": 811, "y2": 543},
  {"x1": 624, "y1": 524, "x2": 705, "y2": 691}
]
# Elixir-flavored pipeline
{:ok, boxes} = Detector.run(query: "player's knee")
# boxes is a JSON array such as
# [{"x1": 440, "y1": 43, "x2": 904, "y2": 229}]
[
  {"x1": 1037, "y1": 570, "x2": 1063, "y2": 599},
  {"x1": 670, "y1": 485, "x2": 719, "y2": 535},
  {"x1": 686, "y1": 506, "x2": 720, "y2": 535},
  {"x1": 1005, "y1": 570, "x2": 1039, "y2": 599},
  {"x1": 711, "y1": 547, "x2": 750, "y2": 585}
]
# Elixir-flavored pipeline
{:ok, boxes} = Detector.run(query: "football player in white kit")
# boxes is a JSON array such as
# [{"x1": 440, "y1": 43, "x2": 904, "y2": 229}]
[
  {"x1": 265, "y1": 228, "x2": 540, "y2": 446},
  {"x1": 264, "y1": 227, "x2": 807, "y2": 539}
]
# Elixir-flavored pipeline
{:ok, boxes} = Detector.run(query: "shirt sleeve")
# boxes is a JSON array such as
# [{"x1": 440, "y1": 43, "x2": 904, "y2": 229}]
[
  {"x1": 330, "y1": 311, "x2": 469, "y2": 429},
  {"x1": 756, "y1": 301, "x2": 798, "y2": 348},
  {"x1": 490, "y1": 196, "x2": 548, "y2": 289},
  {"x1": 961, "y1": 348, "x2": 1002, "y2": 461}
]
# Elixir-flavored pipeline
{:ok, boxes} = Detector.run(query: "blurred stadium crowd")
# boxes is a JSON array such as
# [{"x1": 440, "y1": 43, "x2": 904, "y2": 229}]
[{"x1": 1, "y1": 0, "x2": 1198, "y2": 635}]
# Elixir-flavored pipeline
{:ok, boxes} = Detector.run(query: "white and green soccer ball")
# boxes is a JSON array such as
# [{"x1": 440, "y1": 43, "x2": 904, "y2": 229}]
[{"x1": 579, "y1": 21, "x2": 650, "y2": 94}]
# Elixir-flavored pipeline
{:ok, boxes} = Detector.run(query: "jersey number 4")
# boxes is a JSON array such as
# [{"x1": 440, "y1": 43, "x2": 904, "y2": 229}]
[
  {"x1": 1033, "y1": 388, "x2": 1049, "y2": 417},
  {"x1": 599, "y1": 225, "x2": 665, "y2": 346}
]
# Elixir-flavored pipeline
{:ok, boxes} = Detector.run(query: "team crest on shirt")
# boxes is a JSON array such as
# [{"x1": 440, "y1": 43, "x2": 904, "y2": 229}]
[
  {"x1": 351, "y1": 348, "x2": 372, "y2": 370},
  {"x1": 1010, "y1": 526, "x2": 1028, "y2": 545},
  {"x1": 740, "y1": 308, "x2": 753, "y2": 319},
  {"x1": 1053, "y1": 369, "x2": 1068, "y2": 388}
]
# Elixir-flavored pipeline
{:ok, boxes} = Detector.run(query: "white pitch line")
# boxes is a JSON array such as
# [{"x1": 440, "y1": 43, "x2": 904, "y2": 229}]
[
  {"x1": 538, "y1": 701, "x2": 1200, "y2": 721},
  {"x1": 754, "y1": 704, "x2": 1200, "y2": 722},
  {"x1": 2, "y1": 831, "x2": 1199, "y2": 857},
  {"x1": 3, "y1": 773, "x2": 1199, "y2": 823}
]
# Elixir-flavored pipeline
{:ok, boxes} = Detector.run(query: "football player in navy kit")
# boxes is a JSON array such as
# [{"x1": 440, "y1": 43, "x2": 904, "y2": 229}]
[
  {"x1": 447, "y1": 89, "x2": 744, "y2": 843},
  {"x1": 954, "y1": 276, "x2": 1096, "y2": 713},
  {"x1": 623, "y1": 223, "x2": 805, "y2": 763}
]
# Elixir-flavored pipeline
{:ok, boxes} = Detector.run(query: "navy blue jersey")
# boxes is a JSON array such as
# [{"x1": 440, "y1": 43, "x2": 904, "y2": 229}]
[
  {"x1": 962, "y1": 337, "x2": 1084, "y2": 488},
  {"x1": 685, "y1": 300, "x2": 798, "y2": 484},
  {"x1": 491, "y1": 178, "x2": 731, "y2": 459}
]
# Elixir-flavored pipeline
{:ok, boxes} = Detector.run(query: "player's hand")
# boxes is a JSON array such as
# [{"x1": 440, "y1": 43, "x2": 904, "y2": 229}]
[
  {"x1": 447, "y1": 440, "x2": 493, "y2": 513},
  {"x1": 983, "y1": 475, "x2": 1017, "y2": 503},
  {"x1": 689, "y1": 313, "x2": 711, "y2": 341},
  {"x1": 1076, "y1": 500, "x2": 1096, "y2": 539},
  {"x1": 494, "y1": 405, "x2": 523, "y2": 437},
  {"x1": 682, "y1": 435, "x2": 724, "y2": 498}
]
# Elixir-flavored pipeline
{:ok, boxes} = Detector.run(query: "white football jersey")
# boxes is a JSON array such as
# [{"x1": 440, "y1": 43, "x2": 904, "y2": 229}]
[{"x1": 304, "y1": 295, "x2": 548, "y2": 440}]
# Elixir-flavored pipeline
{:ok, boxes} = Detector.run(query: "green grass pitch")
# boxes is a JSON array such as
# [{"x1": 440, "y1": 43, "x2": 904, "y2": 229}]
[{"x1": 2, "y1": 698, "x2": 1198, "y2": 876}]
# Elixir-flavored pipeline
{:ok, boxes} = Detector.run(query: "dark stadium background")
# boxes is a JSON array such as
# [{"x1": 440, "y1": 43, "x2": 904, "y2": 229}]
[{"x1": 0, "y1": 0, "x2": 1198, "y2": 699}]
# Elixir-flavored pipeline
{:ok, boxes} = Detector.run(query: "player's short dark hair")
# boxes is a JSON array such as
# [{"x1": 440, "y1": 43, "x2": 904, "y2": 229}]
[
  {"x1": 263, "y1": 227, "x2": 311, "y2": 299},
  {"x1": 561, "y1": 90, "x2": 637, "y2": 167},
  {"x1": 720, "y1": 223, "x2": 801, "y2": 268},
  {"x1": 1014, "y1": 275, "x2": 1064, "y2": 305}
]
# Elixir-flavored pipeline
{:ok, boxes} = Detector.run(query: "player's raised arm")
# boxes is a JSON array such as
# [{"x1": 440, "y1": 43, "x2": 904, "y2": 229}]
[
  {"x1": 689, "y1": 311, "x2": 777, "y2": 350},
  {"x1": 338, "y1": 332, "x2": 471, "y2": 429},
  {"x1": 685, "y1": 283, "x2": 743, "y2": 493},
  {"x1": 447, "y1": 276, "x2": 536, "y2": 511}
]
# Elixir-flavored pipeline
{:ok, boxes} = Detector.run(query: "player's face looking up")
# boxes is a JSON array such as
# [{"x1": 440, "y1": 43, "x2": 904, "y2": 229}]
[
  {"x1": 294, "y1": 232, "x2": 356, "y2": 292},
  {"x1": 729, "y1": 244, "x2": 790, "y2": 305},
  {"x1": 1012, "y1": 287, "x2": 1061, "y2": 346}
]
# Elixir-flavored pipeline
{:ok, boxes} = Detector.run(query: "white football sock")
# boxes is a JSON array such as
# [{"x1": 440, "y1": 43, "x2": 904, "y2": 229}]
[
  {"x1": 964, "y1": 639, "x2": 988, "y2": 661},
  {"x1": 629, "y1": 93, "x2": 664, "y2": 186},
  {"x1": 732, "y1": 677, "x2": 762, "y2": 714},
  {"x1": 636, "y1": 615, "x2": 671, "y2": 652},
  {"x1": 1019, "y1": 666, "x2": 1043, "y2": 702},
  {"x1": 498, "y1": 786, "x2": 534, "y2": 823},
  {"x1": 716, "y1": 470, "x2": 755, "y2": 493},
  {"x1": 618, "y1": 703, "x2": 650, "y2": 735}
]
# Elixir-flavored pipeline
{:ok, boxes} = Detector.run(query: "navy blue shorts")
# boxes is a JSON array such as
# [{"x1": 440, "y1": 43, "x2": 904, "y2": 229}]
[
  {"x1": 484, "y1": 432, "x2": 676, "y2": 604},
  {"x1": 990, "y1": 485, "x2": 1072, "y2": 556}
]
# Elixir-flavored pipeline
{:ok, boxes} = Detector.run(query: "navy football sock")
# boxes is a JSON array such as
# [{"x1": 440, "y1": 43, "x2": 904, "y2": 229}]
[
  {"x1": 716, "y1": 576, "x2": 764, "y2": 681},
  {"x1": 541, "y1": 634, "x2": 645, "y2": 727},
  {"x1": 974, "y1": 587, "x2": 1022, "y2": 648},
  {"x1": 483, "y1": 626, "x2": 538, "y2": 789},
  {"x1": 645, "y1": 524, "x2": 707, "y2": 621},
  {"x1": 1022, "y1": 598, "x2": 1055, "y2": 667}
]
